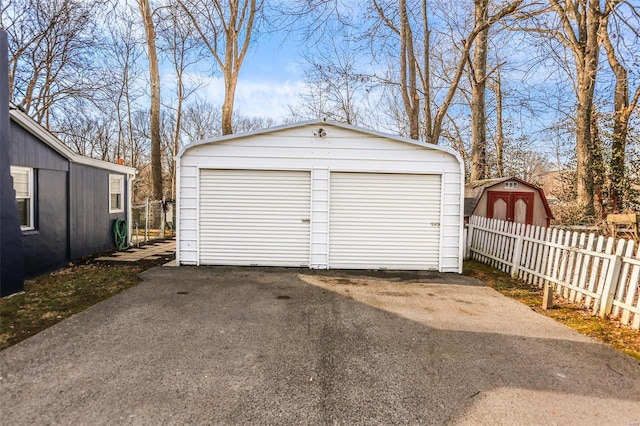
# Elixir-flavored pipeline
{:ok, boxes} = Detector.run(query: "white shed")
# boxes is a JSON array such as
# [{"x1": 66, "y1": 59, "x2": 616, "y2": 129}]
[{"x1": 176, "y1": 120, "x2": 464, "y2": 272}]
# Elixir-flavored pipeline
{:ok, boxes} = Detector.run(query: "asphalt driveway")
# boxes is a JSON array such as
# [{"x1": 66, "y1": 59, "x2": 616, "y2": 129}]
[{"x1": 1, "y1": 266, "x2": 639, "y2": 425}]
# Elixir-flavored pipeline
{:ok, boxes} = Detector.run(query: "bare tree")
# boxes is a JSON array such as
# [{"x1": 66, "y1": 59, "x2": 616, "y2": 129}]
[
  {"x1": 293, "y1": 34, "x2": 371, "y2": 125},
  {"x1": 515, "y1": 0, "x2": 623, "y2": 215},
  {"x1": 600, "y1": 12, "x2": 640, "y2": 212},
  {"x1": 501, "y1": 134, "x2": 553, "y2": 183},
  {"x1": 371, "y1": 0, "x2": 524, "y2": 143},
  {"x1": 56, "y1": 113, "x2": 119, "y2": 162},
  {"x1": 157, "y1": 4, "x2": 203, "y2": 198},
  {"x1": 469, "y1": 0, "x2": 490, "y2": 180},
  {"x1": 181, "y1": 98, "x2": 224, "y2": 141},
  {"x1": 177, "y1": 0, "x2": 263, "y2": 135},
  {"x1": 1, "y1": 0, "x2": 105, "y2": 125},
  {"x1": 372, "y1": 0, "x2": 421, "y2": 139},
  {"x1": 136, "y1": 0, "x2": 163, "y2": 200},
  {"x1": 99, "y1": 6, "x2": 146, "y2": 168},
  {"x1": 233, "y1": 113, "x2": 275, "y2": 133}
]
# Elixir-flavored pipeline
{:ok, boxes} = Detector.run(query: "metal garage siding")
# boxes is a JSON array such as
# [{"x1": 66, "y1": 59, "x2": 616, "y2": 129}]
[
  {"x1": 329, "y1": 172, "x2": 441, "y2": 270},
  {"x1": 199, "y1": 169, "x2": 311, "y2": 266}
]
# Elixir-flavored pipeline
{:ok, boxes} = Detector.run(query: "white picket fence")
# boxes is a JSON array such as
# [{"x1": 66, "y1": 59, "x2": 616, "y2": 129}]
[{"x1": 466, "y1": 215, "x2": 640, "y2": 330}]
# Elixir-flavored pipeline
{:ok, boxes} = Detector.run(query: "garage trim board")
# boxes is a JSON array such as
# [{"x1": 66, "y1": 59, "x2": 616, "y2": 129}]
[{"x1": 178, "y1": 120, "x2": 464, "y2": 273}]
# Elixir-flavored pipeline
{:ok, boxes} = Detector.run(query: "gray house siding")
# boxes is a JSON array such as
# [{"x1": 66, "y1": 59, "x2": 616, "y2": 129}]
[{"x1": 69, "y1": 163, "x2": 127, "y2": 260}]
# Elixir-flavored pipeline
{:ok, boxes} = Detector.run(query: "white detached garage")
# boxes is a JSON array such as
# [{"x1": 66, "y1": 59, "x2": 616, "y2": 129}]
[{"x1": 176, "y1": 120, "x2": 464, "y2": 273}]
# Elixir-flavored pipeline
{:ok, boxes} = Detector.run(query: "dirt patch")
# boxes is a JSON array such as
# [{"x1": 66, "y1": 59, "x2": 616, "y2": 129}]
[
  {"x1": 297, "y1": 274, "x2": 503, "y2": 333},
  {"x1": 333, "y1": 278, "x2": 369, "y2": 286},
  {"x1": 379, "y1": 290, "x2": 417, "y2": 297}
]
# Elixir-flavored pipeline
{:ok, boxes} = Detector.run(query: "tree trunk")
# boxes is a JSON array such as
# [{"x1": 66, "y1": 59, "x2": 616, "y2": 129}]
[
  {"x1": 178, "y1": 0, "x2": 257, "y2": 137},
  {"x1": 137, "y1": 0, "x2": 163, "y2": 200},
  {"x1": 221, "y1": 75, "x2": 235, "y2": 135},
  {"x1": 493, "y1": 69, "x2": 505, "y2": 178},
  {"x1": 399, "y1": 0, "x2": 420, "y2": 140},
  {"x1": 600, "y1": 19, "x2": 640, "y2": 213},
  {"x1": 421, "y1": 0, "x2": 432, "y2": 143},
  {"x1": 590, "y1": 110, "x2": 605, "y2": 220},
  {"x1": 575, "y1": 86, "x2": 595, "y2": 215},
  {"x1": 470, "y1": 0, "x2": 489, "y2": 181},
  {"x1": 607, "y1": 64, "x2": 628, "y2": 213},
  {"x1": 173, "y1": 68, "x2": 184, "y2": 199},
  {"x1": 548, "y1": 0, "x2": 610, "y2": 217},
  {"x1": 574, "y1": 34, "x2": 599, "y2": 217}
]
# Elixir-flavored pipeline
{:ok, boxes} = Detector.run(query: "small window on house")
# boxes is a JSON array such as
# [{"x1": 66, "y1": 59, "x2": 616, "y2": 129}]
[
  {"x1": 504, "y1": 181, "x2": 518, "y2": 189},
  {"x1": 109, "y1": 175, "x2": 124, "y2": 213},
  {"x1": 10, "y1": 166, "x2": 34, "y2": 230}
]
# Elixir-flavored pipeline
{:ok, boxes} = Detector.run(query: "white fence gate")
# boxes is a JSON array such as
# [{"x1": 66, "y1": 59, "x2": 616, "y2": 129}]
[{"x1": 466, "y1": 216, "x2": 640, "y2": 330}]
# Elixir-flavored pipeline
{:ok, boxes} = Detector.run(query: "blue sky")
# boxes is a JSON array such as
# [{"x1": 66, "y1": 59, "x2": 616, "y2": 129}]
[{"x1": 186, "y1": 30, "x2": 307, "y2": 121}]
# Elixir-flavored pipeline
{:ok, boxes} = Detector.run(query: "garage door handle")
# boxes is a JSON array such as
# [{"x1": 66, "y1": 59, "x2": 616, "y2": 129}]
[
  {"x1": 431, "y1": 222, "x2": 440, "y2": 227},
  {"x1": 301, "y1": 218, "x2": 310, "y2": 222}
]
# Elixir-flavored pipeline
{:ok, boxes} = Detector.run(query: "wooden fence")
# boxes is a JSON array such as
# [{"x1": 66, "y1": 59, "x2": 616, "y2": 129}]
[{"x1": 466, "y1": 216, "x2": 640, "y2": 330}]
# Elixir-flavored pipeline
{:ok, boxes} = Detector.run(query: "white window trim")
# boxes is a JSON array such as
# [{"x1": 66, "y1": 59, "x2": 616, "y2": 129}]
[
  {"x1": 109, "y1": 174, "x2": 125, "y2": 213},
  {"x1": 10, "y1": 166, "x2": 35, "y2": 230}
]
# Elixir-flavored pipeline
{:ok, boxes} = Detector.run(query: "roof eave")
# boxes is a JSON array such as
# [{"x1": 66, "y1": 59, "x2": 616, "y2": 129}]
[
  {"x1": 177, "y1": 119, "x2": 462, "y2": 163},
  {"x1": 9, "y1": 107, "x2": 137, "y2": 175}
]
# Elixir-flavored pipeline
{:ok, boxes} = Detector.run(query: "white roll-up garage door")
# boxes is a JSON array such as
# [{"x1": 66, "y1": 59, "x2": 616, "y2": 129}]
[
  {"x1": 199, "y1": 169, "x2": 311, "y2": 266},
  {"x1": 329, "y1": 172, "x2": 441, "y2": 270}
]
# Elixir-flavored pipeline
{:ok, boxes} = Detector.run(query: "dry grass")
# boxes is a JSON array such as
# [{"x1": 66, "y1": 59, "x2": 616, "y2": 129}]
[
  {"x1": 463, "y1": 260, "x2": 640, "y2": 361},
  {"x1": 0, "y1": 264, "x2": 144, "y2": 350}
]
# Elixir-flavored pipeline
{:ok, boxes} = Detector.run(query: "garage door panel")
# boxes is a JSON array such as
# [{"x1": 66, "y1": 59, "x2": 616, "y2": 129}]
[
  {"x1": 329, "y1": 172, "x2": 441, "y2": 270},
  {"x1": 199, "y1": 169, "x2": 311, "y2": 267}
]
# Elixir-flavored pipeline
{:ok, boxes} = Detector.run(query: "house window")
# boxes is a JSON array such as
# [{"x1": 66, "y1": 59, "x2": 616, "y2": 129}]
[
  {"x1": 504, "y1": 181, "x2": 518, "y2": 189},
  {"x1": 10, "y1": 166, "x2": 34, "y2": 230},
  {"x1": 109, "y1": 175, "x2": 124, "y2": 213}
]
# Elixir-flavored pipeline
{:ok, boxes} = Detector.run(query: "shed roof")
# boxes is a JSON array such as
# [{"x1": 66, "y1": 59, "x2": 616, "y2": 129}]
[
  {"x1": 9, "y1": 104, "x2": 137, "y2": 175},
  {"x1": 464, "y1": 176, "x2": 553, "y2": 219},
  {"x1": 178, "y1": 119, "x2": 462, "y2": 163}
]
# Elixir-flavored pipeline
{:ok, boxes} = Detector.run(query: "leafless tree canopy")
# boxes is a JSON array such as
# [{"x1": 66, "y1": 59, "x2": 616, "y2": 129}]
[{"x1": 3, "y1": 0, "x2": 640, "y2": 218}]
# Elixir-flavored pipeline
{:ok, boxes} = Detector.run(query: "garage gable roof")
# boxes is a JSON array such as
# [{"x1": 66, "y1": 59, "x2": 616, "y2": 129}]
[{"x1": 177, "y1": 119, "x2": 462, "y2": 162}]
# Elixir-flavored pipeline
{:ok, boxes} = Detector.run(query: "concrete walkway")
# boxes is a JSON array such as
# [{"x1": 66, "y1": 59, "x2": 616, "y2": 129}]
[
  {"x1": 1, "y1": 266, "x2": 639, "y2": 425},
  {"x1": 94, "y1": 239, "x2": 175, "y2": 262}
]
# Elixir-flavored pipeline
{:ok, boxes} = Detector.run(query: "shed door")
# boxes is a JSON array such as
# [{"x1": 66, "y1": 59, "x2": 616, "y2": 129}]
[
  {"x1": 487, "y1": 191, "x2": 534, "y2": 225},
  {"x1": 199, "y1": 169, "x2": 311, "y2": 267},
  {"x1": 329, "y1": 172, "x2": 441, "y2": 270}
]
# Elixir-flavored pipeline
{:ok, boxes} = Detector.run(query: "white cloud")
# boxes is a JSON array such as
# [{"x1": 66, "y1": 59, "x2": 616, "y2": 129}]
[{"x1": 199, "y1": 75, "x2": 305, "y2": 122}]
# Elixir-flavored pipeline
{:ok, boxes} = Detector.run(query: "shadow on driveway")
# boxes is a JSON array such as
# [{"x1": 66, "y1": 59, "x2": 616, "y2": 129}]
[{"x1": 1, "y1": 266, "x2": 639, "y2": 425}]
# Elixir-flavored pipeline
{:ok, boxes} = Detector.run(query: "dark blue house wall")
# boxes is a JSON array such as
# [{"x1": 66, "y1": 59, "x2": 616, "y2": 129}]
[
  {"x1": 9, "y1": 118, "x2": 131, "y2": 276},
  {"x1": 9, "y1": 122, "x2": 69, "y2": 172},
  {"x1": 0, "y1": 29, "x2": 24, "y2": 296},
  {"x1": 9, "y1": 120, "x2": 70, "y2": 278},
  {"x1": 23, "y1": 169, "x2": 69, "y2": 277},
  {"x1": 69, "y1": 163, "x2": 126, "y2": 260}
]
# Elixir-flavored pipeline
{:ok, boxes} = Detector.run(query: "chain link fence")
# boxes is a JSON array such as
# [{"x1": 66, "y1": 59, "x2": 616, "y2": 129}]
[{"x1": 131, "y1": 198, "x2": 175, "y2": 246}]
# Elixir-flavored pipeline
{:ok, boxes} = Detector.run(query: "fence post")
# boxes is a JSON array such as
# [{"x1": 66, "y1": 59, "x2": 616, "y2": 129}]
[
  {"x1": 598, "y1": 254, "x2": 623, "y2": 318},
  {"x1": 542, "y1": 283, "x2": 553, "y2": 310},
  {"x1": 145, "y1": 197, "x2": 150, "y2": 243},
  {"x1": 465, "y1": 223, "x2": 474, "y2": 260},
  {"x1": 160, "y1": 197, "x2": 166, "y2": 239},
  {"x1": 510, "y1": 234, "x2": 524, "y2": 278}
]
